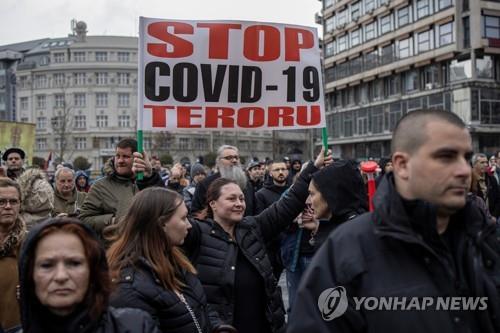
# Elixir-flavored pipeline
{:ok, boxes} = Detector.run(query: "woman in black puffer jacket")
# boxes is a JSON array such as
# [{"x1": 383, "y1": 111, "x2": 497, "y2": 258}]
[
  {"x1": 107, "y1": 187, "x2": 235, "y2": 333},
  {"x1": 18, "y1": 217, "x2": 159, "y2": 333},
  {"x1": 182, "y1": 149, "x2": 331, "y2": 333}
]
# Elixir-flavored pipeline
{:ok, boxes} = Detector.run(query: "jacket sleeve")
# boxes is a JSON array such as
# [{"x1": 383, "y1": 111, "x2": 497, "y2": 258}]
[
  {"x1": 254, "y1": 161, "x2": 318, "y2": 243},
  {"x1": 136, "y1": 172, "x2": 165, "y2": 190},
  {"x1": 110, "y1": 284, "x2": 158, "y2": 323},
  {"x1": 78, "y1": 182, "x2": 113, "y2": 233},
  {"x1": 183, "y1": 186, "x2": 194, "y2": 211},
  {"x1": 207, "y1": 303, "x2": 224, "y2": 329},
  {"x1": 254, "y1": 190, "x2": 266, "y2": 215},
  {"x1": 190, "y1": 181, "x2": 207, "y2": 214},
  {"x1": 287, "y1": 232, "x2": 366, "y2": 333},
  {"x1": 181, "y1": 219, "x2": 202, "y2": 261}
]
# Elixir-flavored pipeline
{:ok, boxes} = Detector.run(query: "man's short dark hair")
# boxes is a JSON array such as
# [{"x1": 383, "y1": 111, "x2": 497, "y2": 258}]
[
  {"x1": 391, "y1": 109, "x2": 466, "y2": 154},
  {"x1": 116, "y1": 138, "x2": 137, "y2": 153}
]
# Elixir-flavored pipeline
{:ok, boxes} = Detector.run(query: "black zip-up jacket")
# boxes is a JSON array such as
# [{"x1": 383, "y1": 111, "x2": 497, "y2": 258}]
[
  {"x1": 110, "y1": 257, "x2": 221, "y2": 333},
  {"x1": 243, "y1": 177, "x2": 263, "y2": 217},
  {"x1": 183, "y1": 162, "x2": 318, "y2": 333},
  {"x1": 288, "y1": 174, "x2": 500, "y2": 333},
  {"x1": 255, "y1": 182, "x2": 289, "y2": 215}
]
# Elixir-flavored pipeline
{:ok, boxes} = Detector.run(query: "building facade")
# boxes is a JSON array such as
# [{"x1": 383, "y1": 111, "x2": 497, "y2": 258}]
[
  {"x1": 5, "y1": 22, "x2": 311, "y2": 170},
  {"x1": 320, "y1": 0, "x2": 500, "y2": 158}
]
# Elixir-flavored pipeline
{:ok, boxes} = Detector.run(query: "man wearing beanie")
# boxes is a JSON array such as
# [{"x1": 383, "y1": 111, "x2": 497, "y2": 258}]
[{"x1": 183, "y1": 163, "x2": 207, "y2": 212}]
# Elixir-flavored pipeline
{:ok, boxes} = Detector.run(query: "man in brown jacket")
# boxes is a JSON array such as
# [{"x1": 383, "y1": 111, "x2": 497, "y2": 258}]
[
  {"x1": 0, "y1": 178, "x2": 25, "y2": 332},
  {"x1": 52, "y1": 167, "x2": 87, "y2": 217}
]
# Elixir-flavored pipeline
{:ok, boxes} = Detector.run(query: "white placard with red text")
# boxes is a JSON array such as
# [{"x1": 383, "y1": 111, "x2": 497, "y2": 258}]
[{"x1": 138, "y1": 17, "x2": 325, "y2": 131}]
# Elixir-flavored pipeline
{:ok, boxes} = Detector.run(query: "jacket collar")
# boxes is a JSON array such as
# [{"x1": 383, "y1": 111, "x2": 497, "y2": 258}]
[{"x1": 372, "y1": 173, "x2": 491, "y2": 248}]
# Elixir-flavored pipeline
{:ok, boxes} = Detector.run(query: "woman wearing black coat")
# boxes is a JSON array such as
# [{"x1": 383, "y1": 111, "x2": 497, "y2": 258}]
[
  {"x1": 107, "y1": 187, "x2": 235, "y2": 333},
  {"x1": 182, "y1": 149, "x2": 331, "y2": 333},
  {"x1": 18, "y1": 217, "x2": 159, "y2": 333}
]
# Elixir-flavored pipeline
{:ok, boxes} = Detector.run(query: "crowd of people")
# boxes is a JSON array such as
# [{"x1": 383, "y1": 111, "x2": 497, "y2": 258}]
[{"x1": 0, "y1": 109, "x2": 499, "y2": 333}]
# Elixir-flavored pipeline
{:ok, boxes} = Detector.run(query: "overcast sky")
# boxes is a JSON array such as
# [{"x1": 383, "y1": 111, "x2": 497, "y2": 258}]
[{"x1": 0, "y1": 0, "x2": 322, "y2": 45}]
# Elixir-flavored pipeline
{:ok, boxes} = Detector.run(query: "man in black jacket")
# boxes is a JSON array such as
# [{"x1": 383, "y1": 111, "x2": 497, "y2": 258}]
[
  {"x1": 255, "y1": 161, "x2": 290, "y2": 214},
  {"x1": 471, "y1": 153, "x2": 500, "y2": 218},
  {"x1": 288, "y1": 109, "x2": 500, "y2": 333},
  {"x1": 243, "y1": 161, "x2": 264, "y2": 216}
]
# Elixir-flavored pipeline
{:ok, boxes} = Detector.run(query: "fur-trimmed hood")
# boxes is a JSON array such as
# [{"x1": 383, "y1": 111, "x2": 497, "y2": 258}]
[{"x1": 0, "y1": 216, "x2": 26, "y2": 258}]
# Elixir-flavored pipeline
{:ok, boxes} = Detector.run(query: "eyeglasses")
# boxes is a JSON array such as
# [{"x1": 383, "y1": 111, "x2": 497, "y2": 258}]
[
  {"x1": 221, "y1": 155, "x2": 240, "y2": 161},
  {"x1": 0, "y1": 199, "x2": 20, "y2": 208}
]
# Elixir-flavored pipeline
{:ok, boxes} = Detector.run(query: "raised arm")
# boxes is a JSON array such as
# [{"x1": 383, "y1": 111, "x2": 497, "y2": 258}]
[{"x1": 255, "y1": 148, "x2": 332, "y2": 242}]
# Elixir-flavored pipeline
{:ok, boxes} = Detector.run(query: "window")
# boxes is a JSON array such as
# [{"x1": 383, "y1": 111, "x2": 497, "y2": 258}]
[
  {"x1": 54, "y1": 138, "x2": 66, "y2": 150},
  {"x1": 351, "y1": 28, "x2": 362, "y2": 46},
  {"x1": 423, "y1": 64, "x2": 441, "y2": 88},
  {"x1": 54, "y1": 94, "x2": 65, "y2": 108},
  {"x1": 73, "y1": 73, "x2": 86, "y2": 85},
  {"x1": 96, "y1": 93, "x2": 108, "y2": 107},
  {"x1": 96, "y1": 115, "x2": 108, "y2": 127},
  {"x1": 450, "y1": 59, "x2": 472, "y2": 81},
  {"x1": 143, "y1": 137, "x2": 152, "y2": 150},
  {"x1": 381, "y1": 43, "x2": 394, "y2": 64},
  {"x1": 51, "y1": 116, "x2": 64, "y2": 129},
  {"x1": 398, "y1": 37, "x2": 411, "y2": 58},
  {"x1": 35, "y1": 75, "x2": 47, "y2": 88},
  {"x1": 117, "y1": 52, "x2": 130, "y2": 62},
  {"x1": 325, "y1": 0, "x2": 334, "y2": 8},
  {"x1": 117, "y1": 73, "x2": 130, "y2": 85},
  {"x1": 36, "y1": 138, "x2": 47, "y2": 150},
  {"x1": 439, "y1": 22, "x2": 453, "y2": 46},
  {"x1": 439, "y1": 0, "x2": 452, "y2": 10},
  {"x1": 351, "y1": 57, "x2": 363, "y2": 74},
  {"x1": 398, "y1": 6, "x2": 410, "y2": 27},
  {"x1": 53, "y1": 52, "x2": 65, "y2": 63},
  {"x1": 365, "y1": 21, "x2": 377, "y2": 40},
  {"x1": 74, "y1": 137, "x2": 87, "y2": 150},
  {"x1": 385, "y1": 75, "x2": 401, "y2": 96},
  {"x1": 405, "y1": 70, "x2": 419, "y2": 92},
  {"x1": 53, "y1": 73, "x2": 65, "y2": 86},
  {"x1": 36, "y1": 117, "x2": 47, "y2": 129},
  {"x1": 380, "y1": 15, "x2": 392, "y2": 34},
  {"x1": 179, "y1": 138, "x2": 189, "y2": 149},
  {"x1": 117, "y1": 93, "x2": 130, "y2": 107},
  {"x1": 325, "y1": 41, "x2": 335, "y2": 56},
  {"x1": 337, "y1": 9, "x2": 348, "y2": 28},
  {"x1": 96, "y1": 72, "x2": 108, "y2": 85},
  {"x1": 365, "y1": 0, "x2": 376, "y2": 13},
  {"x1": 73, "y1": 52, "x2": 86, "y2": 62},
  {"x1": 20, "y1": 97, "x2": 28, "y2": 110},
  {"x1": 118, "y1": 115, "x2": 131, "y2": 127},
  {"x1": 36, "y1": 95, "x2": 46, "y2": 109},
  {"x1": 351, "y1": 2, "x2": 361, "y2": 21},
  {"x1": 484, "y1": 16, "x2": 500, "y2": 39},
  {"x1": 417, "y1": 30, "x2": 432, "y2": 53},
  {"x1": 194, "y1": 138, "x2": 208, "y2": 150},
  {"x1": 364, "y1": 50, "x2": 378, "y2": 70},
  {"x1": 325, "y1": 17, "x2": 335, "y2": 34},
  {"x1": 463, "y1": 16, "x2": 470, "y2": 48},
  {"x1": 338, "y1": 35, "x2": 348, "y2": 52},
  {"x1": 476, "y1": 56, "x2": 494, "y2": 79},
  {"x1": 417, "y1": 0, "x2": 431, "y2": 19},
  {"x1": 74, "y1": 115, "x2": 86, "y2": 128},
  {"x1": 74, "y1": 93, "x2": 86, "y2": 107},
  {"x1": 96, "y1": 52, "x2": 108, "y2": 62}
]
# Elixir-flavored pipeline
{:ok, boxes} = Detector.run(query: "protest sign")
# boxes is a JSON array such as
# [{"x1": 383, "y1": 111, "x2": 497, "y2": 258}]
[{"x1": 138, "y1": 17, "x2": 325, "y2": 131}]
